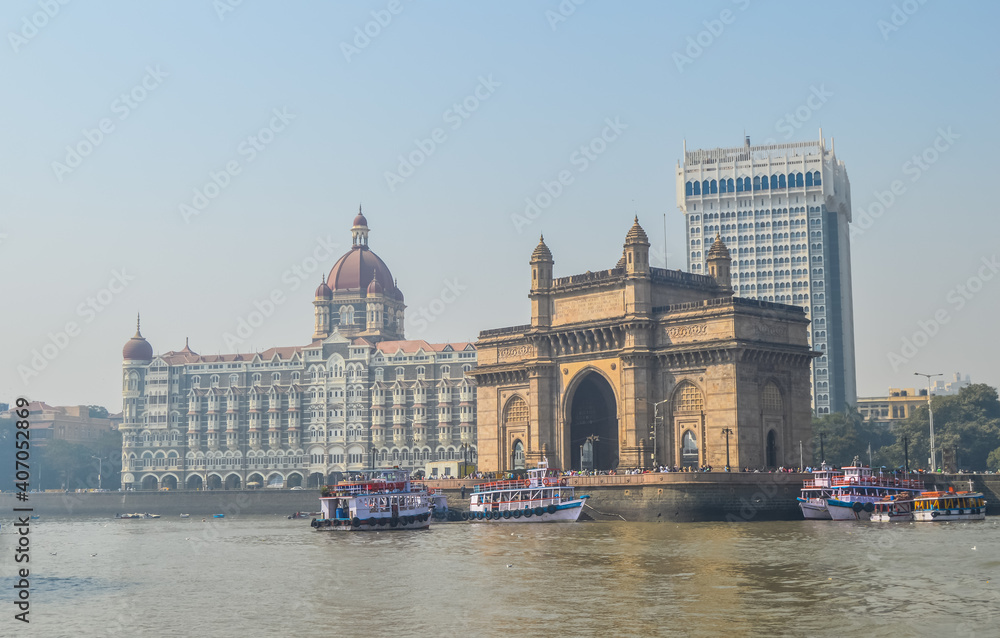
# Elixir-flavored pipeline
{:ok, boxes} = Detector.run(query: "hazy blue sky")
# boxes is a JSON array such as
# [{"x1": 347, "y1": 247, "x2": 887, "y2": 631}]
[{"x1": 3, "y1": 1, "x2": 998, "y2": 410}]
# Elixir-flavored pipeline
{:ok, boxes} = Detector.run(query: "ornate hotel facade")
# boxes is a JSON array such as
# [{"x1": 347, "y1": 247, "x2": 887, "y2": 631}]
[
  {"x1": 120, "y1": 212, "x2": 477, "y2": 490},
  {"x1": 472, "y1": 219, "x2": 816, "y2": 473}
]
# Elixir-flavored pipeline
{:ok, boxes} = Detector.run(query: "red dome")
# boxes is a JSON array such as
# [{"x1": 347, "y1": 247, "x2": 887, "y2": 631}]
[
  {"x1": 315, "y1": 281, "x2": 333, "y2": 299},
  {"x1": 123, "y1": 327, "x2": 153, "y2": 361},
  {"x1": 367, "y1": 278, "x2": 383, "y2": 294},
  {"x1": 327, "y1": 246, "x2": 396, "y2": 294},
  {"x1": 353, "y1": 212, "x2": 368, "y2": 227}
]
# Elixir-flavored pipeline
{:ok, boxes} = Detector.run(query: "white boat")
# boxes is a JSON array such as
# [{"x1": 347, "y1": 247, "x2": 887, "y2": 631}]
[
  {"x1": 824, "y1": 459, "x2": 924, "y2": 521},
  {"x1": 313, "y1": 469, "x2": 432, "y2": 531},
  {"x1": 797, "y1": 464, "x2": 843, "y2": 520},
  {"x1": 912, "y1": 488, "x2": 987, "y2": 522},
  {"x1": 468, "y1": 460, "x2": 588, "y2": 523}
]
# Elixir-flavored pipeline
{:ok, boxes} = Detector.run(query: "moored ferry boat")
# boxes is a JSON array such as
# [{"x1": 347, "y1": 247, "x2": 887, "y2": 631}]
[
  {"x1": 797, "y1": 464, "x2": 843, "y2": 520},
  {"x1": 824, "y1": 459, "x2": 924, "y2": 521},
  {"x1": 871, "y1": 496, "x2": 914, "y2": 522},
  {"x1": 468, "y1": 460, "x2": 588, "y2": 523},
  {"x1": 313, "y1": 469, "x2": 432, "y2": 531},
  {"x1": 912, "y1": 487, "x2": 987, "y2": 522}
]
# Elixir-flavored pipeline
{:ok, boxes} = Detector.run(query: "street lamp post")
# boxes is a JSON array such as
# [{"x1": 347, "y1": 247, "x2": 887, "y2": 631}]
[
  {"x1": 819, "y1": 432, "x2": 826, "y2": 464},
  {"x1": 648, "y1": 399, "x2": 670, "y2": 469},
  {"x1": 721, "y1": 428, "x2": 734, "y2": 471},
  {"x1": 914, "y1": 372, "x2": 942, "y2": 472},
  {"x1": 91, "y1": 456, "x2": 102, "y2": 490}
]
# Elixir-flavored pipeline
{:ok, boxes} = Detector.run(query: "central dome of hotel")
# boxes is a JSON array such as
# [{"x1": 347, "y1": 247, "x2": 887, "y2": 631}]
[{"x1": 326, "y1": 209, "x2": 402, "y2": 299}]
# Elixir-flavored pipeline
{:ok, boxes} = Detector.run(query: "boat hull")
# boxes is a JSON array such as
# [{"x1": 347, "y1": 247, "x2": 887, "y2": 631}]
[
  {"x1": 313, "y1": 512, "x2": 432, "y2": 531},
  {"x1": 826, "y1": 499, "x2": 871, "y2": 521},
  {"x1": 468, "y1": 498, "x2": 587, "y2": 523},
  {"x1": 797, "y1": 498, "x2": 831, "y2": 520},
  {"x1": 913, "y1": 509, "x2": 987, "y2": 523}
]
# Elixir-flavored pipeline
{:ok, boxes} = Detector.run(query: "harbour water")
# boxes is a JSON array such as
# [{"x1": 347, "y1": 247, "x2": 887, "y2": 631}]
[{"x1": 3, "y1": 515, "x2": 998, "y2": 637}]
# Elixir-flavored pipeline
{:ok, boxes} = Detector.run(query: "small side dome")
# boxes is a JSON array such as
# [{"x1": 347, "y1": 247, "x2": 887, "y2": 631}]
[
  {"x1": 315, "y1": 280, "x2": 333, "y2": 300},
  {"x1": 615, "y1": 250, "x2": 627, "y2": 270},
  {"x1": 123, "y1": 315, "x2": 153, "y2": 361},
  {"x1": 625, "y1": 216, "x2": 649, "y2": 245},
  {"x1": 531, "y1": 234, "x2": 553, "y2": 262},
  {"x1": 367, "y1": 278, "x2": 383, "y2": 295},
  {"x1": 707, "y1": 233, "x2": 731, "y2": 260}
]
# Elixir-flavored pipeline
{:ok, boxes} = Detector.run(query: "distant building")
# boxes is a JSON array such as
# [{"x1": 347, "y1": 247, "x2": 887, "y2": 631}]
[
  {"x1": 472, "y1": 219, "x2": 816, "y2": 472},
  {"x1": 9, "y1": 402, "x2": 116, "y2": 445},
  {"x1": 857, "y1": 388, "x2": 928, "y2": 426},
  {"x1": 930, "y1": 372, "x2": 971, "y2": 396},
  {"x1": 119, "y1": 212, "x2": 477, "y2": 491},
  {"x1": 677, "y1": 134, "x2": 856, "y2": 415}
]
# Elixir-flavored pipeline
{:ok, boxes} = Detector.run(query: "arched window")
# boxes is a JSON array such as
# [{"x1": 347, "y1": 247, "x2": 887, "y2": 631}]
[
  {"x1": 229, "y1": 374, "x2": 239, "y2": 386},
  {"x1": 702, "y1": 180, "x2": 710, "y2": 194},
  {"x1": 795, "y1": 172, "x2": 804, "y2": 187},
  {"x1": 710, "y1": 179, "x2": 718, "y2": 194},
  {"x1": 210, "y1": 375, "x2": 219, "y2": 388},
  {"x1": 813, "y1": 171, "x2": 821, "y2": 185},
  {"x1": 770, "y1": 175, "x2": 778, "y2": 189},
  {"x1": 693, "y1": 181, "x2": 701, "y2": 195},
  {"x1": 753, "y1": 176, "x2": 761, "y2": 190},
  {"x1": 441, "y1": 365, "x2": 450, "y2": 377},
  {"x1": 681, "y1": 431, "x2": 698, "y2": 468},
  {"x1": 778, "y1": 174, "x2": 786, "y2": 188},
  {"x1": 736, "y1": 177, "x2": 744, "y2": 192},
  {"x1": 512, "y1": 439, "x2": 525, "y2": 471},
  {"x1": 726, "y1": 178, "x2": 734, "y2": 192},
  {"x1": 685, "y1": 181, "x2": 693, "y2": 196},
  {"x1": 766, "y1": 430, "x2": 778, "y2": 467},
  {"x1": 272, "y1": 372, "x2": 280, "y2": 383},
  {"x1": 805, "y1": 172, "x2": 813, "y2": 187}
]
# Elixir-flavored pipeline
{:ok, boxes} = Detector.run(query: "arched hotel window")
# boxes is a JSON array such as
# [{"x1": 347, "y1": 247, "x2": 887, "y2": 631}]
[
  {"x1": 693, "y1": 181, "x2": 701, "y2": 195},
  {"x1": 512, "y1": 439, "x2": 525, "y2": 471},
  {"x1": 805, "y1": 172, "x2": 814, "y2": 187}
]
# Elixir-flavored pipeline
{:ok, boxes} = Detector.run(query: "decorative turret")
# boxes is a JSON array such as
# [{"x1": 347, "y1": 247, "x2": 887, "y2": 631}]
[
  {"x1": 622, "y1": 218, "x2": 651, "y2": 315},
  {"x1": 530, "y1": 234, "x2": 553, "y2": 292},
  {"x1": 530, "y1": 235, "x2": 554, "y2": 328},
  {"x1": 623, "y1": 216, "x2": 650, "y2": 276},
  {"x1": 706, "y1": 233, "x2": 732, "y2": 290},
  {"x1": 352, "y1": 205, "x2": 370, "y2": 248}
]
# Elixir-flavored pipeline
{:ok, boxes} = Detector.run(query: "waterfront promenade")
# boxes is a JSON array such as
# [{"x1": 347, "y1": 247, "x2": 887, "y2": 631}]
[{"x1": 4, "y1": 472, "x2": 997, "y2": 521}]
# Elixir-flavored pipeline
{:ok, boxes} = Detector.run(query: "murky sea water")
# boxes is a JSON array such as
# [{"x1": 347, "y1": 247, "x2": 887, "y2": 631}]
[{"x1": 3, "y1": 515, "x2": 998, "y2": 637}]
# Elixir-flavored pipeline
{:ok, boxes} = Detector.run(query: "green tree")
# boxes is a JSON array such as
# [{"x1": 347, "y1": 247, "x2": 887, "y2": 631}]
[
  {"x1": 88, "y1": 405, "x2": 110, "y2": 419},
  {"x1": 877, "y1": 384, "x2": 1000, "y2": 471},
  {"x1": 987, "y1": 447, "x2": 1000, "y2": 472},
  {"x1": 811, "y1": 408, "x2": 893, "y2": 467}
]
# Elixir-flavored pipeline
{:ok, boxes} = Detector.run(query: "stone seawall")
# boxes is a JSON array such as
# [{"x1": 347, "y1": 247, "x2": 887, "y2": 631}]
[{"x1": 4, "y1": 474, "x2": 997, "y2": 521}]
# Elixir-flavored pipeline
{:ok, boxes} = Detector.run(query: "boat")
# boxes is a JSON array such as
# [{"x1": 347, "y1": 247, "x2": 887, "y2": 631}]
[
  {"x1": 115, "y1": 513, "x2": 143, "y2": 519},
  {"x1": 870, "y1": 496, "x2": 914, "y2": 522},
  {"x1": 912, "y1": 487, "x2": 987, "y2": 522},
  {"x1": 287, "y1": 511, "x2": 321, "y2": 519},
  {"x1": 213, "y1": 514, "x2": 225, "y2": 518},
  {"x1": 824, "y1": 458, "x2": 924, "y2": 521},
  {"x1": 468, "y1": 460, "x2": 588, "y2": 523},
  {"x1": 312, "y1": 468, "x2": 432, "y2": 531},
  {"x1": 179, "y1": 513, "x2": 190, "y2": 518},
  {"x1": 796, "y1": 463, "x2": 843, "y2": 520}
]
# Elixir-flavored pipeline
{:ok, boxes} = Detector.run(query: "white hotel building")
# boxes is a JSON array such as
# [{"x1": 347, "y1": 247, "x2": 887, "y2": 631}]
[
  {"x1": 120, "y1": 212, "x2": 477, "y2": 490},
  {"x1": 676, "y1": 134, "x2": 856, "y2": 414}
]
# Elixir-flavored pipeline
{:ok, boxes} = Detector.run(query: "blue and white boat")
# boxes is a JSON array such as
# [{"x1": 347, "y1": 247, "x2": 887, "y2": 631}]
[
  {"x1": 468, "y1": 460, "x2": 588, "y2": 523},
  {"x1": 824, "y1": 460, "x2": 923, "y2": 521}
]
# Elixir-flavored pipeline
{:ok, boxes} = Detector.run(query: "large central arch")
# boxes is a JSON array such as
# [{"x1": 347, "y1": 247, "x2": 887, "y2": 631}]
[{"x1": 567, "y1": 372, "x2": 618, "y2": 471}]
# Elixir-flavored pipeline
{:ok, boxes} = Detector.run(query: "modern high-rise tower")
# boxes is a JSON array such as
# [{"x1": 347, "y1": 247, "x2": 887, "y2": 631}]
[{"x1": 676, "y1": 133, "x2": 856, "y2": 414}]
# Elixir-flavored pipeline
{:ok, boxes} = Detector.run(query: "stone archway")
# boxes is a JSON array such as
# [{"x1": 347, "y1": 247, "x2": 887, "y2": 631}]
[
  {"x1": 207, "y1": 474, "x2": 223, "y2": 490},
  {"x1": 141, "y1": 475, "x2": 158, "y2": 491},
  {"x1": 286, "y1": 473, "x2": 303, "y2": 488},
  {"x1": 186, "y1": 475, "x2": 203, "y2": 490},
  {"x1": 308, "y1": 472, "x2": 325, "y2": 488},
  {"x1": 567, "y1": 372, "x2": 618, "y2": 471},
  {"x1": 225, "y1": 474, "x2": 242, "y2": 490},
  {"x1": 161, "y1": 475, "x2": 178, "y2": 490}
]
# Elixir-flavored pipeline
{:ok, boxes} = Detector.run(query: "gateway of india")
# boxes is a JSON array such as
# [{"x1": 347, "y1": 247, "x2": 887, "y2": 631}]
[{"x1": 471, "y1": 218, "x2": 816, "y2": 473}]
